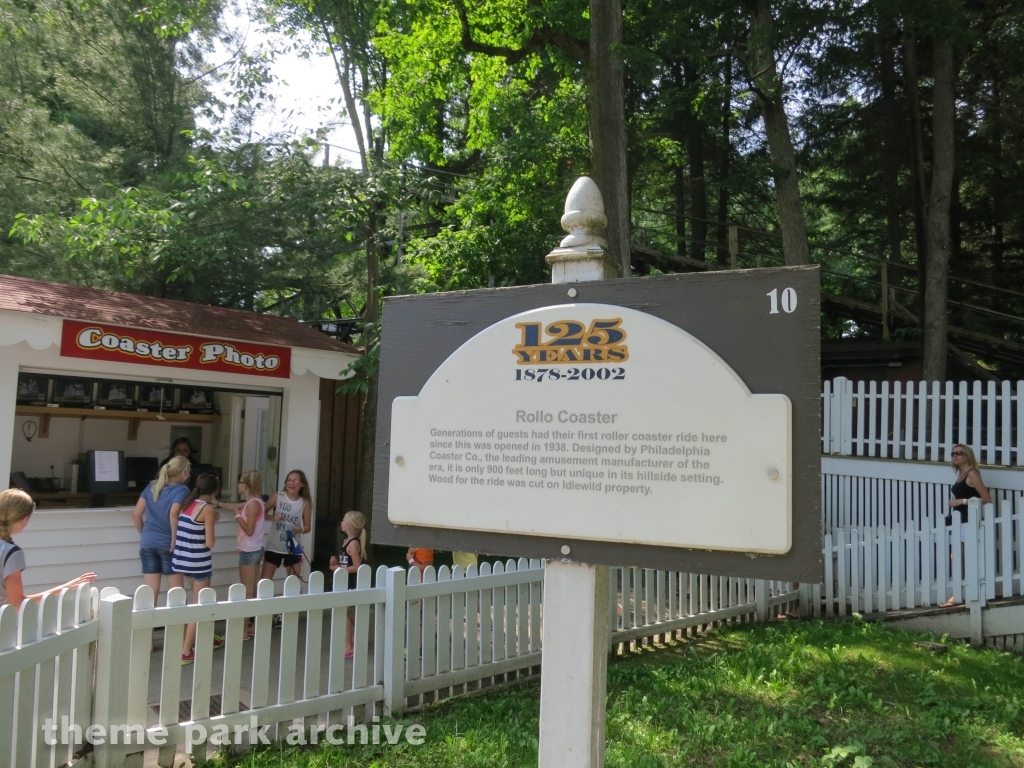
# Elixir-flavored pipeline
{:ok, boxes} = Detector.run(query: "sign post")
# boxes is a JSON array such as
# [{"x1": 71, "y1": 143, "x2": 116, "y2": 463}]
[
  {"x1": 536, "y1": 178, "x2": 617, "y2": 767},
  {"x1": 372, "y1": 178, "x2": 821, "y2": 764}
]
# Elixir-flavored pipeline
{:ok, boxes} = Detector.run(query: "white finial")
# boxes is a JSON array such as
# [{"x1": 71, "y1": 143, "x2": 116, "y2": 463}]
[
  {"x1": 546, "y1": 176, "x2": 619, "y2": 283},
  {"x1": 559, "y1": 177, "x2": 608, "y2": 249}
]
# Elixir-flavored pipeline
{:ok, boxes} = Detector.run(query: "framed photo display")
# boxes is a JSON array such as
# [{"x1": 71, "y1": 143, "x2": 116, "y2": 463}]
[
  {"x1": 51, "y1": 377, "x2": 95, "y2": 407},
  {"x1": 16, "y1": 374, "x2": 50, "y2": 406},
  {"x1": 177, "y1": 387, "x2": 216, "y2": 413},
  {"x1": 96, "y1": 380, "x2": 134, "y2": 409}
]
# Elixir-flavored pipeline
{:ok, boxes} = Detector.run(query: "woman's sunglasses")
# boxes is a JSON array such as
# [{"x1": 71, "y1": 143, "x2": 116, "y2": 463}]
[{"x1": 951, "y1": 450, "x2": 966, "y2": 456}]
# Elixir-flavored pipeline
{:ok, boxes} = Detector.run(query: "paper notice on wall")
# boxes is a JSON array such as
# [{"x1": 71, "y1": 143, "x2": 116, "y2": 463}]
[{"x1": 94, "y1": 451, "x2": 120, "y2": 482}]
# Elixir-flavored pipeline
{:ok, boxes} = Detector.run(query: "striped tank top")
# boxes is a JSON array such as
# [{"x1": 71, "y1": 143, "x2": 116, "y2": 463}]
[{"x1": 172, "y1": 500, "x2": 213, "y2": 575}]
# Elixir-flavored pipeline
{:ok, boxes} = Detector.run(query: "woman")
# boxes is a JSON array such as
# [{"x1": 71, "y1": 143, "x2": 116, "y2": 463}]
[
  {"x1": 132, "y1": 456, "x2": 190, "y2": 606},
  {"x1": 943, "y1": 444, "x2": 992, "y2": 605},
  {"x1": 160, "y1": 437, "x2": 197, "y2": 468},
  {"x1": 216, "y1": 470, "x2": 264, "y2": 639},
  {"x1": 947, "y1": 443, "x2": 991, "y2": 525}
]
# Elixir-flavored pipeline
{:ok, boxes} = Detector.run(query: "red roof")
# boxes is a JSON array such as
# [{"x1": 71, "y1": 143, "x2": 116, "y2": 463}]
[{"x1": 0, "y1": 274, "x2": 358, "y2": 354}]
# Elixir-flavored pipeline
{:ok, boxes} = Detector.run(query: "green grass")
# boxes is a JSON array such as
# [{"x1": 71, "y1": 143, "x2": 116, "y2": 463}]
[{"x1": 203, "y1": 618, "x2": 1024, "y2": 767}]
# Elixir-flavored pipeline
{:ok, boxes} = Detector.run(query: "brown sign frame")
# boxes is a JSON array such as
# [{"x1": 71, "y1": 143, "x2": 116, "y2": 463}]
[{"x1": 372, "y1": 266, "x2": 821, "y2": 582}]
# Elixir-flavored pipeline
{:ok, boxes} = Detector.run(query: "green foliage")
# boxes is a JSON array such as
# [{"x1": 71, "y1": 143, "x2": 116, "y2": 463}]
[{"x1": 5, "y1": 0, "x2": 1024, "y2": 375}]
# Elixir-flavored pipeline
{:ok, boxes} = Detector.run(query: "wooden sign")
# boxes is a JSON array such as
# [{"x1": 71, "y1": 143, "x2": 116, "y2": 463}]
[{"x1": 374, "y1": 267, "x2": 821, "y2": 581}]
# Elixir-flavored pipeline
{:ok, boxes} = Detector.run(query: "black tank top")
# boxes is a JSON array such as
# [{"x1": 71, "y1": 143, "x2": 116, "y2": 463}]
[
  {"x1": 948, "y1": 470, "x2": 981, "y2": 524},
  {"x1": 338, "y1": 537, "x2": 359, "y2": 589}
]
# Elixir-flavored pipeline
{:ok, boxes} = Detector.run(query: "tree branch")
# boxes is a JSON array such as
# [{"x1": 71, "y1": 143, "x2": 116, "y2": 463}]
[{"x1": 456, "y1": 3, "x2": 587, "y2": 65}]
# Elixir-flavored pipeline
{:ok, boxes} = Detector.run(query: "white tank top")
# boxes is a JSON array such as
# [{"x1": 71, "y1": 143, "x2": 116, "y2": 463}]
[
  {"x1": 236, "y1": 498, "x2": 265, "y2": 553},
  {"x1": 265, "y1": 494, "x2": 307, "y2": 554}
]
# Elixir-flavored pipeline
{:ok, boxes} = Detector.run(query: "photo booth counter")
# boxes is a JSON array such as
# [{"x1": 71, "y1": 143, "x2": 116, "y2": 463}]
[{"x1": 0, "y1": 274, "x2": 358, "y2": 597}]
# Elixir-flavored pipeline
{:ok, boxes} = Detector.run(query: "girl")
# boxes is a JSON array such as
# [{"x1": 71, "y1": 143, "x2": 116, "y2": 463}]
[
  {"x1": 170, "y1": 474, "x2": 221, "y2": 663},
  {"x1": 0, "y1": 489, "x2": 96, "y2": 607},
  {"x1": 329, "y1": 511, "x2": 366, "y2": 659},
  {"x1": 133, "y1": 455, "x2": 190, "y2": 606},
  {"x1": 261, "y1": 470, "x2": 313, "y2": 584},
  {"x1": 216, "y1": 470, "x2": 264, "y2": 640}
]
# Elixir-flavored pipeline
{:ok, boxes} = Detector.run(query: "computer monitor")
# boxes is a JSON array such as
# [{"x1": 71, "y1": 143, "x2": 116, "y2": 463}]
[
  {"x1": 125, "y1": 457, "x2": 159, "y2": 489},
  {"x1": 86, "y1": 450, "x2": 126, "y2": 494}
]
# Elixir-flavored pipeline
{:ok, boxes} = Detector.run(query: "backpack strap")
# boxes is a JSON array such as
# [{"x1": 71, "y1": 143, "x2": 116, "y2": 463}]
[{"x1": 2, "y1": 544, "x2": 22, "y2": 571}]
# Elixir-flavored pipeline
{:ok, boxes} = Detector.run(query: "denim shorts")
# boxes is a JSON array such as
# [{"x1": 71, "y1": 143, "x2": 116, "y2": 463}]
[
  {"x1": 140, "y1": 548, "x2": 174, "y2": 575},
  {"x1": 176, "y1": 571, "x2": 212, "y2": 583},
  {"x1": 238, "y1": 548, "x2": 264, "y2": 566}
]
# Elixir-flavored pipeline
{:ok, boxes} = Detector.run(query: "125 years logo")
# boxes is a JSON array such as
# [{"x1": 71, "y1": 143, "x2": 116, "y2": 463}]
[{"x1": 512, "y1": 319, "x2": 629, "y2": 364}]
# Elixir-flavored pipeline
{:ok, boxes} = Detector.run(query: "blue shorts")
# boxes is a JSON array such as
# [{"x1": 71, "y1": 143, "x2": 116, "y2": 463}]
[
  {"x1": 238, "y1": 548, "x2": 264, "y2": 566},
  {"x1": 176, "y1": 571, "x2": 212, "y2": 583},
  {"x1": 140, "y1": 548, "x2": 174, "y2": 575}
]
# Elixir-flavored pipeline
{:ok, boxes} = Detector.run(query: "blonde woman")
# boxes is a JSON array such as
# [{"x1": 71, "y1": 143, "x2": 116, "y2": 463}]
[
  {"x1": 0, "y1": 489, "x2": 96, "y2": 607},
  {"x1": 329, "y1": 511, "x2": 366, "y2": 658},
  {"x1": 943, "y1": 444, "x2": 992, "y2": 606},
  {"x1": 947, "y1": 444, "x2": 991, "y2": 526},
  {"x1": 132, "y1": 455, "x2": 190, "y2": 605},
  {"x1": 216, "y1": 470, "x2": 264, "y2": 639}
]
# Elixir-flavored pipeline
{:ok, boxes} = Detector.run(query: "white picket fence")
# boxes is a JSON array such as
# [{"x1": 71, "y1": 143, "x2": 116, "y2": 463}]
[
  {"x1": 0, "y1": 585, "x2": 96, "y2": 768},
  {"x1": 822, "y1": 377, "x2": 1024, "y2": 465},
  {"x1": 0, "y1": 560, "x2": 794, "y2": 768},
  {"x1": 811, "y1": 498, "x2": 1023, "y2": 618}
]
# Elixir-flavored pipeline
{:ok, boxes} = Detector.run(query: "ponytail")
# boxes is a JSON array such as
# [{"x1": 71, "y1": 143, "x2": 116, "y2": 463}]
[
  {"x1": 0, "y1": 489, "x2": 35, "y2": 544},
  {"x1": 343, "y1": 511, "x2": 367, "y2": 561},
  {"x1": 183, "y1": 473, "x2": 220, "y2": 508},
  {"x1": 152, "y1": 456, "x2": 190, "y2": 500}
]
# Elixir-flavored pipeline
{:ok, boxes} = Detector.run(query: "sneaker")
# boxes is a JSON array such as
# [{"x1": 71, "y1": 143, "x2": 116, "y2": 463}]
[
  {"x1": 212, "y1": 635, "x2": 225, "y2": 649},
  {"x1": 273, "y1": 615, "x2": 283, "y2": 629},
  {"x1": 182, "y1": 650, "x2": 195, "y2": 665}
]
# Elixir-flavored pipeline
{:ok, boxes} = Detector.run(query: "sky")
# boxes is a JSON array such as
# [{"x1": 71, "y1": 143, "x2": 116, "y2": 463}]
[{"x1": 201, "y1": 1, "x2": 362, "y2": 167}]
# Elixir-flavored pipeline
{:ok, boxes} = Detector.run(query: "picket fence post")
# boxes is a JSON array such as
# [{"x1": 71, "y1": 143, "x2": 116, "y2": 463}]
[
  {"x1": 966, "y1": 499, "x2": 984, "y2": 645},
  {"x1": 383, "y1": 567, "x2": 407, "y2": 717},
  {"x1": 92, "y1": 593, "x2": 133, "y2": 768},
  {"x1": 754, "y1": 579, "x2": 768, "y2": 622}
]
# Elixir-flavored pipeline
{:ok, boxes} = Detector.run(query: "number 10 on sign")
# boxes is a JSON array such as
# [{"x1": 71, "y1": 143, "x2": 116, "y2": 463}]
[{"x1": 767, "y1": 287, "x2": 798, "y2": 314}]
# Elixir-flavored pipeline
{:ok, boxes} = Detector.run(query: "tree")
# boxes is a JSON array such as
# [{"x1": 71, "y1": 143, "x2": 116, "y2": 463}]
[
  {"x1": 922, "y1": 37, "x2": 956, "y2": 380},
  {"x1": 741, "y1": 0, "x2": 809, "y2": 265}
]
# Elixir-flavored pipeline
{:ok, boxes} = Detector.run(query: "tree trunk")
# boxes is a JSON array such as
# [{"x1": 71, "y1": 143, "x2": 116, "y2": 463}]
[
  {"x1": 324, "y1": 24, "x2": 367, "y2": 171},
  {"x1": 589, "y1": 0, "x2": 630, "y2": 277},
  {"x1": 922, "y1": 39, "x2": 955, "y2": 381},
  {"x1": 991, "y1": 81, "x2": 1004, "y2": 275},
  {"x1": 684, "y1": 62, "x2": 707, "y2": 262},
  {"x1": 354, "y1": 203, "x2": 381, "y2": 538},
  {"x1": 716, "y1": 54, "x2": 732, "y2": 266},
  {"x1": 674, "y1": 164, "x2": 686, "y2": 256},
  {"x1": 743, "y1": 0, "x2": 809, "y2": 265},
  {"x1": 878, "y1": 21, "x2": 905, "y2": 268},
  {"x1": 903, "y1": 34, "x2": 928, "y2": 297}
]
